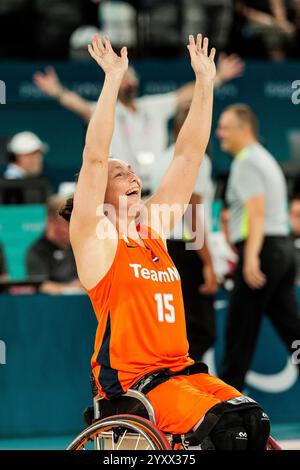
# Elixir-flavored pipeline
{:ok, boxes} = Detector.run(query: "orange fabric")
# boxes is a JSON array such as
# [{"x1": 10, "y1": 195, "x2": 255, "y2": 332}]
[
  {"x1": 146, "y1": 373, "x2": 242, "y2": 434},
  {"x1": 87, "y1": 225, "x2": 194, "y2": 397}
]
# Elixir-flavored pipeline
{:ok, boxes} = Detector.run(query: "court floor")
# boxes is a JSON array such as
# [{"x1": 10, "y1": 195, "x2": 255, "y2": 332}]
[{"x1": 0, "y1": 423, "x2": 299, "y2": 450}]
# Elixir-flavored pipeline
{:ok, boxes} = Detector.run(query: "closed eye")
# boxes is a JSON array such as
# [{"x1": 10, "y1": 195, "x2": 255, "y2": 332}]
[{"x1": 115, "y1": 173, "x2": 123, "y2": 178}]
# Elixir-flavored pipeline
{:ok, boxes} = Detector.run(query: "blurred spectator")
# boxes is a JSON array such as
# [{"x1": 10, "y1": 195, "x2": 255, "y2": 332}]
[
  {"x1": 289, "y1": 194, "x2": 300, "y2": 285},
  {"x1": 135, "y1": 0, "x2": 182, "y2": 57},
  {"x1": 182, "y1": 0, "x2": 233, "y2": 52},
  {"x1": 0, "y1": 0, "x2": 99, "y2": 59},
  {"x1": 136, "y1": 0, "x2": 233, "y2": 56},
  {"x1": 151, "y1": 106, "x2": 218, "y2": 360},
  {"x1": 98, "y1": 1, "x2": 137, "y2": 50},
  {"x1": 289, "y1": 0, "x2": 300, "y2": 58},
  {"x1": 34, "y1": 0, "x2": 98, "y2": 59},
  {"x1": 208, "y1": 206, "x2": 238, "y2": 283},
  {"x1": 33, "y1": 54, "x2": 244, "y2": 193},
  {"x1": 69, "y1": 26, "x2": 100, "y2": 60},
  {"x1": 0, "y1": 243, "x2": 8, "y2": 281},
  {"x1": 235, "y1": 0, "x2": 297, "y2": 60},
  {"x1": 216, "y1": 103, "x2": 300, "y2": 390},
  {"x1": 26, "y1": 194, "x2": 82, "y2": 295},
  {"x1": 4, "y1": 131, "x2": 48, "y2": 179}
]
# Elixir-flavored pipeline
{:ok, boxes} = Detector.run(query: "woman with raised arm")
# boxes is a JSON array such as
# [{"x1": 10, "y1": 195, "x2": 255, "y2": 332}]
[{"x1": 60, "y1": 34, "x2": 270, "y2": 450}]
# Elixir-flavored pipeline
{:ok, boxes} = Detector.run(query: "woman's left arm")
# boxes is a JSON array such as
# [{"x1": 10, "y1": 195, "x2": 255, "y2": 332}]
[{"x1": 145, "y1": 34, "x2": 216, "y2": 237}]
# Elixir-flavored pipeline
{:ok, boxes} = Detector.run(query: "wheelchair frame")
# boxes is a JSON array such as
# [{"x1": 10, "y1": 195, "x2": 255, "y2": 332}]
[{"x1": 66, "y1": 389, "x2": 282, "y2": 451}]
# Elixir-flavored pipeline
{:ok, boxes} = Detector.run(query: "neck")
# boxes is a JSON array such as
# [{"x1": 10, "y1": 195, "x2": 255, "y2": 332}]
[
  {"x1": 115, "y1": 216, "x2": 139, "y2": 239},
  {"x1": 119, "y1": 97, "x2": 136, "y2": 112},
  {"x1": 234, "y1": 137, "x2": 258, "y2": 157}
]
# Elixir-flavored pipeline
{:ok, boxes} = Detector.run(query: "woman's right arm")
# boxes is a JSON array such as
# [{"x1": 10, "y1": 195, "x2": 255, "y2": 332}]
[{"x1": 70, "y1": 35, "x2": 128, "y2": 289}]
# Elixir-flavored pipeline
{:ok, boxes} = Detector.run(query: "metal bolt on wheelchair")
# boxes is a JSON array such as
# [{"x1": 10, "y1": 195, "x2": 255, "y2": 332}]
[{"x1": 66, "y1": 389, "x2": 281, "y2": 451}]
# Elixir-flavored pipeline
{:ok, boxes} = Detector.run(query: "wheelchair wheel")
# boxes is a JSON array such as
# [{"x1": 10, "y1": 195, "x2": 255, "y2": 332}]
[
  {"x1": 266, "y1": 436, "x2": 282, "y2": 451},
  {"x1": 67, "y1": 414, "x2": 171, "y2": 450}
]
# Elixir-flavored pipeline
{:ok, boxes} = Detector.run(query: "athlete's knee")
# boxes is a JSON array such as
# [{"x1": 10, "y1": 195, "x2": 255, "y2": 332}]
[
  {"x1": 209, "y1": 411, "x2": 249, "y2": 450},
  {"x1": 241, "y1": 407, "x2": 270, "y2": 450},
  {"x1": 188, "y1": 399, "x2": 271, "y2": 450}
]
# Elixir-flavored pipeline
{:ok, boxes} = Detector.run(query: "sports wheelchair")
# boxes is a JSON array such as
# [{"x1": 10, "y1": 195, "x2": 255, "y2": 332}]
[{"x1": 66, "y1": 388, "x2": 281, "y2": 450}]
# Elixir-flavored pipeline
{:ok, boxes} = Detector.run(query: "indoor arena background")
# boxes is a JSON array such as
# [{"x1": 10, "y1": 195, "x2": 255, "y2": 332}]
[{"x1": 0, "y1": 0, "x2": 300, "y2": 450}]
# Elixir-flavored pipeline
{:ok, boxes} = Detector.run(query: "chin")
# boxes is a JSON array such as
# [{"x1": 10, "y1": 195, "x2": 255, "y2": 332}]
[
  {"x1": 126, "y1": 198, "x2": 142, "y2": 215},
  {"x1": 221, "y1": 143, "x2": 231, "y2": 154}
]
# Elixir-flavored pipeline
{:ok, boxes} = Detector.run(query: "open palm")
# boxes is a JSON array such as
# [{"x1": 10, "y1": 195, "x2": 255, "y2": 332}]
[
  {"x1": 33, "y1": 67, "x2": 62, "y2": 97},
  {"x1": 187, "y1": 34, "x2": 216, "y2": 81},
  {"x1": 88, "y1": 35, "x2": 128, "y2": 76}
]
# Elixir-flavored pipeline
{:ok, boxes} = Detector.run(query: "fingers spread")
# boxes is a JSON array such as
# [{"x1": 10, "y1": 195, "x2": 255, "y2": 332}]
[
  {"x1": 189, "y1": 34, "x2": 196, "y2": 48},
  {"x1": 196, "y1": 33, "x2": 202, "y2": 50},
  {"x1": 210, "y1": 47, "x2": 216, "y2": 61},
  {"x1": 88, "y1": 43, "x2": 98, "y2": 62},
  {"x1": 93, "y1": 35, "x2": 105, "y2": 56},
  {"x1": 203, "y1": 37, "x2": 209, "y2": 56},
  {"x1": 104, "y1": 35, "x2": 113, "y2": 52},
  {"x1": 120, "y1": 46, "x2": 128, "y2": 57}
]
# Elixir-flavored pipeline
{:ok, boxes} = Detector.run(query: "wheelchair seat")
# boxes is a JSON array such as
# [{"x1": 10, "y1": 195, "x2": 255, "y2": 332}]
[{"x1": 83, "y1": 389, "x2": 157, "y2": 427}]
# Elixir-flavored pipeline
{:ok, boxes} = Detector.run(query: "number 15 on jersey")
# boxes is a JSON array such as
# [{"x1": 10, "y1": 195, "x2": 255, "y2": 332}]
[{"x1": 154, "y1": 293, "x2": 175, "y2": 323}]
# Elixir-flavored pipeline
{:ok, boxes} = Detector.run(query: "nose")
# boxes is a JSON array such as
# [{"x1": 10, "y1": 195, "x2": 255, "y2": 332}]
[
  {"x1": 128, "y1": 170, "x2": 137, "y2": 181},
  {"x1": 129, "y1": 172, "x2": 141, "y2": 189}
]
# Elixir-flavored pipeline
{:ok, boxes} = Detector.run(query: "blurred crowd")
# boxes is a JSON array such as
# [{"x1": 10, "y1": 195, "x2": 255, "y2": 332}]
[{"x1": 0, "y1": 0, "x2": 300, "y2": 61}]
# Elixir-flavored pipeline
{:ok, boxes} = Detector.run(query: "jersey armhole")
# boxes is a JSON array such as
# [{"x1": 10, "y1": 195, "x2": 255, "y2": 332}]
[{"x1": 85, "y1": 235, "x2": 122, "y2": 297}]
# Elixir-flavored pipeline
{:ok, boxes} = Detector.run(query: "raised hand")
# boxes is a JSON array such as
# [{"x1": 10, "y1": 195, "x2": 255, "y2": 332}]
[
  {"x1": 33, "y1": 67, "x2": 63, "y2": 97},
  {"x1": 187, "y1": 34, "x2": 216, "y2": 81},
  {"x1": 216, "y1": 53, "x2": 245, "y2": 84},
  {"x1": 88, "y1": 35, "x2": 128, "y2": 77}
]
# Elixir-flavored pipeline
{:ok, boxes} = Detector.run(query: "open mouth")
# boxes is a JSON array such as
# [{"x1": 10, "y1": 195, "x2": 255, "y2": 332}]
[{"x1": 125, "y1": 188, "x2": 140, "y2": 196}]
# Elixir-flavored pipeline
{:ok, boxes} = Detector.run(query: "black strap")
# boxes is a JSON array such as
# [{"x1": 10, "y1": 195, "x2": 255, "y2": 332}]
[
  {"x1": 131, "y1": 362, "x2": 209, "y2": 395},
  {"x1": 173, "y1": 362, "x2": 209, "y2": 376},
  {"x1": 131, "y1": 368, "x2": 171, "y2": 395}
]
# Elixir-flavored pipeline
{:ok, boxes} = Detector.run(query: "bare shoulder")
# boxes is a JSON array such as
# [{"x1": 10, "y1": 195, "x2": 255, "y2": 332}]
[{"x1": 70, "y1": 214, "x2": 118, "y2": 290}]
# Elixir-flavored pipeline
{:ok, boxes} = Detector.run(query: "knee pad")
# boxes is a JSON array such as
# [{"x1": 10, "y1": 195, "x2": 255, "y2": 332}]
[
  {"x1": 241, "y1": 407, "x2": 270, "y2": 450},
  {"x1": 209, "y1": 411, "x2": 248, "y2": 450}
]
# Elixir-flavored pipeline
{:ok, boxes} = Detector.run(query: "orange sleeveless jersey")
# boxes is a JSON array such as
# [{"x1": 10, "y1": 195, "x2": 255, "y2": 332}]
[{"x1": 87, "y1": 224, "x2": 194, "y2": 398}]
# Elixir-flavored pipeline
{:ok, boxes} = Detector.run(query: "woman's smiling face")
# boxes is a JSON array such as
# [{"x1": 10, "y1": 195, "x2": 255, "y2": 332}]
[{"x1": 105, "y1": 159, "x2": 142, "y2": 216}]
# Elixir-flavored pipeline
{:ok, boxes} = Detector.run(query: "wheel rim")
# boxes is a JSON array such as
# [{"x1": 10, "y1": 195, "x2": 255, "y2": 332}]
[{"x1": 67, "y1": 419, "x2": 162, "y2": 450}]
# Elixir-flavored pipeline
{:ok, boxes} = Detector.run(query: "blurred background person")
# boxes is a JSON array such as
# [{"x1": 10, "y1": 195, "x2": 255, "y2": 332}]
[
  {"x1": 32, "y1": 54, "x2": 244, "y2": 194},
  {"x1": 216, "y1": 103, "x2": 300, "y2": 391},
  {"x1": 235, "y1": 0, "x2": 297, "y2": 60},
  {"x1": 181, "y1": 0, "x2": 234, "y2": 52},
  {"x1": 289, "y1": 194, "x2": 300, "y2": 285},
  {"x1": 26, "y1": 194, "x2": 82, "y2": 295},
  {"x1": 208, "y1": 204, "x2": 238, "y2": 284},
  {"x1": 151, "y1": 106, "x2": 218, "y2": 360},
  {"x1": 4, "y1": 131, "x2": 47, "y2": 180}
]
